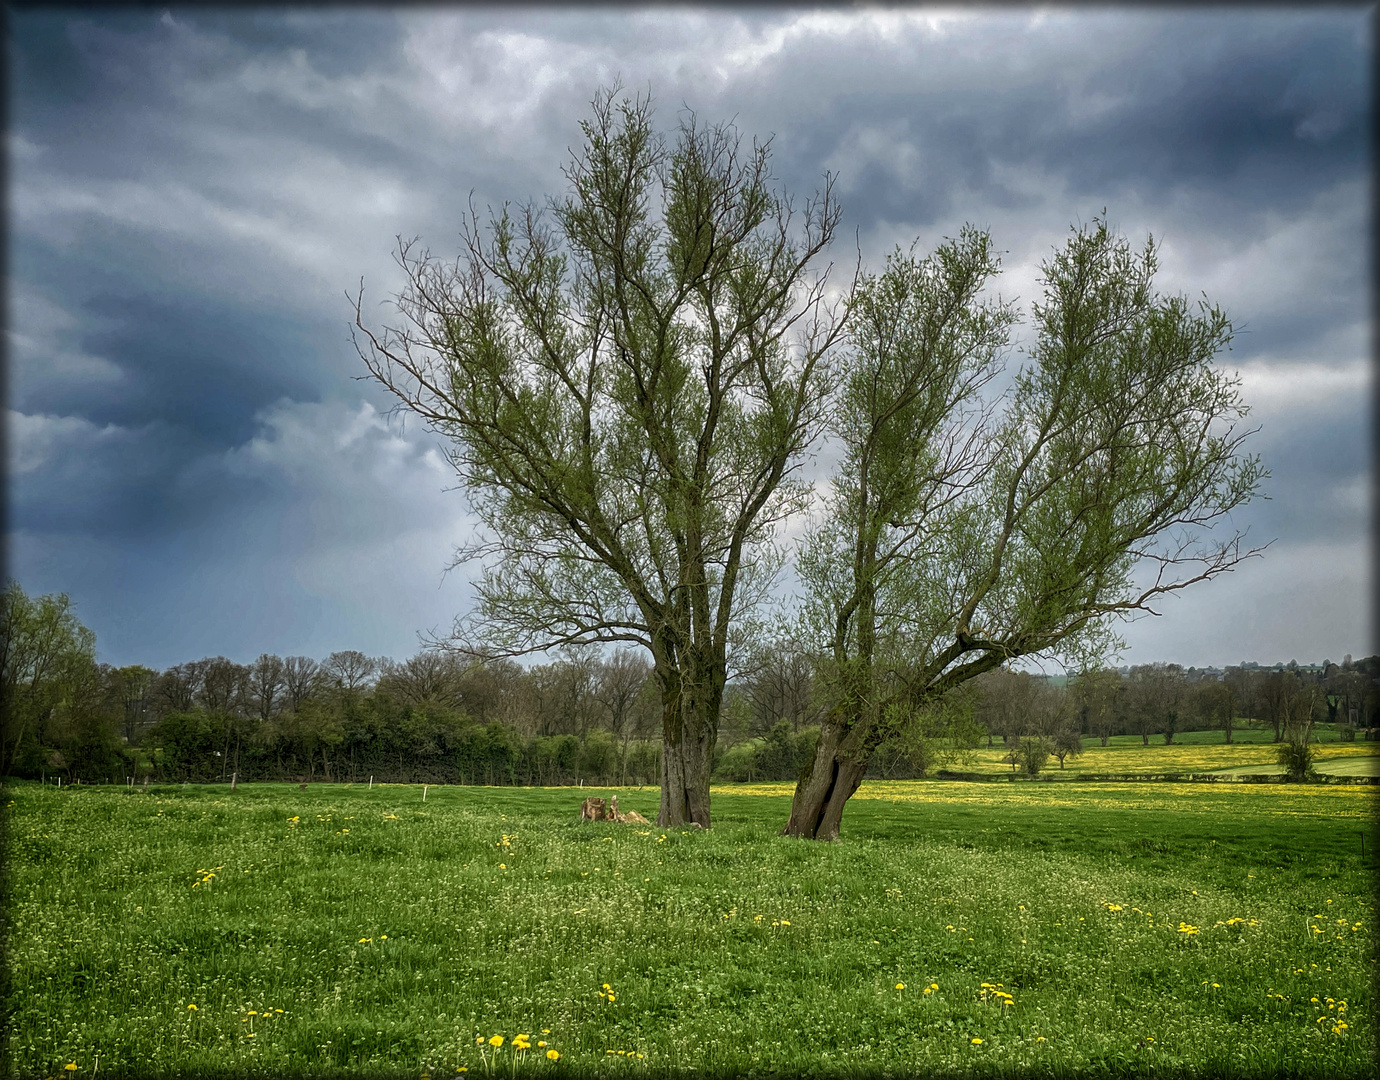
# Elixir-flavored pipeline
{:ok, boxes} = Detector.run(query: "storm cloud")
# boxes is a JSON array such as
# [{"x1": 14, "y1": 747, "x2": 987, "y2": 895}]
[{"x1": 6, "y1": 7, "x2": 1370, "y2": 669}]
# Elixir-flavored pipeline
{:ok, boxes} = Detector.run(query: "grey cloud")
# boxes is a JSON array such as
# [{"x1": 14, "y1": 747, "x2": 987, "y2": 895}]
[{"x1": 6, "y1": 7, "x2": 1370, "y2": 667}]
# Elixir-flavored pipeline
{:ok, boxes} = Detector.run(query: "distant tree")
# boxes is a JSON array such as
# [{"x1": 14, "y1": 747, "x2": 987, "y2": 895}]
[
  {"x1": 199, "y1": 657, "x2": 250, "y2": 716},
  {"x1": 377, "y1": 651, "x2": 465, "y2": 710},
  {"x1": 113, "y1": 664, "x2": 156, "y2": 744},
  {"x1": 1018, "y1": 736, "x2": 1053, "y2": 777},
  {"x1": 594, "y1": 648, "x2": 657, "y2": 783},
  {"x1": 153, "y1": 659, "x2": 208, "y2": 716},
  {"x1": 1072, "y1": 668, "x2": 1120, "y2": 747},
  {"x1": 1276, "y1": 678, "x2": 1322, "y2": 781},
  {"x1": 282, "y1": 655, "x2": 321, "y2": 713},
  {"x1": 1257, "y1": 671, "x2": 1295, "y2": 743},
  {"x1": 324, "y1": 650, "x2": 378, "y2": 696},
  {"x1": 249, "y1": 654, "x2": 287, "y2": 723},
  {"x1": 744, "y1": 638, "x2": 821, "y2": 735},
  {"x1": 1194, "y1": 678, "x2": 1235, "y2": 744},
  {"x1": 1052, "y1": 725, "x2": 1084, "y2": 769}
]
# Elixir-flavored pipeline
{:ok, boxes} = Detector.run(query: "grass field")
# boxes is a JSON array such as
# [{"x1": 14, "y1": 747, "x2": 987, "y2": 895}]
[{"x1": 6, "y1": 775, "x2": 1377, "y2": 1079}]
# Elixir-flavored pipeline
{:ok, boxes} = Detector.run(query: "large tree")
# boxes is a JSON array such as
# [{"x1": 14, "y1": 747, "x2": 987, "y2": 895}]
[
  {"x1": 785, "y1": 217, "x2": 1265, "y2": 839},
  {"x1": 355, "y1": 88, "x2": 846, "y2": 826}
]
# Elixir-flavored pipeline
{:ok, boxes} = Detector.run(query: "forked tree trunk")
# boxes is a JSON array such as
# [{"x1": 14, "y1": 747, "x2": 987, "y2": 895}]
[{"x1": 781, "y1": 718, "x2": 871, "y2": 841}]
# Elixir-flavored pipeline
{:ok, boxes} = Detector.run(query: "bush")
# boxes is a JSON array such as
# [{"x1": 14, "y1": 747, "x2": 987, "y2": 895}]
[
  {"x1": 1275, "y1": 737, "x2": 1317, "y2": 782},
  {"x1": 1019, "y1": 736, "x2": 1052, "y2": 777}
]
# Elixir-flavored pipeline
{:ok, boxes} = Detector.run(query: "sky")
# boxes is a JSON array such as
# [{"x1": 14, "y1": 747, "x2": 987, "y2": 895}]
[{"x1": 6, "y1": 6, "x2": 1373, "y2": 672}]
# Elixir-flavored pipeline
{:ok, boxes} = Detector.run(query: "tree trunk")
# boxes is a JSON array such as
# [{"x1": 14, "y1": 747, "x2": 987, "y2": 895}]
[
  {"x1": 656, "y1": 654, "x2": 721, "y2": 828},
  {"x1": 782, "y1": 718, "x2": 870, "y2": 841}
]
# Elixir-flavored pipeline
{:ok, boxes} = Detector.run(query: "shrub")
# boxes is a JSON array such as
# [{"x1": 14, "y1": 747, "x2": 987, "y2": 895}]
[
  {"x1": 1019, "y1": 736, "x2": 1053, "y2": 777},
  {"x1": 1275, "y1": 736, "x2": 1317, "y2": 782}
]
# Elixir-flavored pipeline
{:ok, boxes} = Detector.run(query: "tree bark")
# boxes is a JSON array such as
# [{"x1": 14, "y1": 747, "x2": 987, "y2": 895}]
[
  {"x1": 656, "y1": 652, "x2": 722, "y2": 828},
  {"x1": 781, "y1": 717, "x2": 870, "y2": 841}
]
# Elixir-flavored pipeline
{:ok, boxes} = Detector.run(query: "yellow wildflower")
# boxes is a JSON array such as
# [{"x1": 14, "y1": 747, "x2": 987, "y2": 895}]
[
  {"x1": 896, "y1": 983, "x2": 905, "y2": 990},
  {"x1": 547, "y1": 1050, "x2": 560, "y2": 1061},
  {"x1": 488, "y1": 1035, "x2": 504, "y2": 1047},
  {"x1": 971, "y1": 1038, "x2": 983, "y2": 1045}
]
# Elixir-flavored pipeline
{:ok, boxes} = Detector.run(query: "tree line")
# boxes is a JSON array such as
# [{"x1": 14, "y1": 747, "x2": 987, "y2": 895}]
[{"x1": 5, "y1": 581, "x2": 1373, "y2": 787}]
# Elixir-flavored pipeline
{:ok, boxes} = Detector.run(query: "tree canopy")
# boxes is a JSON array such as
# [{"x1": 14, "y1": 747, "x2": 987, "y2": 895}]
[
  {"x1": 784, "y1": 217, "x2": 1265, "y2": 839},
  {"x1": 355, "y1": 88, "x2": 848, "y2": 826}
]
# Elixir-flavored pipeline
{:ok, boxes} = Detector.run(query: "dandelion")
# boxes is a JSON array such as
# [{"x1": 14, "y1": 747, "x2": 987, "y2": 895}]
[
  {"x1": 64, "y1": 1066, "x2": 78, "y2": 1073},
  {"x1": 547, "y1": 1050, "x2": 560, "y2": 1061},
  {"x1": 488, "y1": 1035, "x2": 504, "y2": 1047},
  {"x1": 188, "y1": 1004, "x2": 197, "y2": 1011},
  {"x1": 971, "y1": 1038, "x2": 983, "y2": 1045},
  {"x1": 896, "y1": 983, "x2": 905, "y2": 990}
]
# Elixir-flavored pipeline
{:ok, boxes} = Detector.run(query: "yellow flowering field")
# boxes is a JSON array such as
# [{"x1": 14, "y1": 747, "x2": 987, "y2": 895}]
[
  {"x1": 6, "y1": 779, "x2": 1374, "y2": 1079},
  {"x1": 950, "y1": 738, "x2": 1378, "y2": 778}
]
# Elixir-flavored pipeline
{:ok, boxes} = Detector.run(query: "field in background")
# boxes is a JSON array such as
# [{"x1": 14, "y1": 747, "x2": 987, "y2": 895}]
[
  {"x1": 7, "y1": 779, "x2": 1375, "y2": 1079},
  {"x1": 943, "y1": 734, "x2": 1379, "y2": 778}
]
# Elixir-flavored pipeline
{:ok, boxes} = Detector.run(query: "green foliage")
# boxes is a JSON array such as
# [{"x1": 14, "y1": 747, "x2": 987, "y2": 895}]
[
  {"x1": 356, "y1": 85, "x2": 850, "y2": 825},
  {"x1": 713, "y1": 723, "x2": 818, "y2": 783},
  {"x1": 787, "y1": 214, "x2": 1264, "y2": 838},
  {"x1": 1018, "y1": 736, "x2": 1053, "y2": 777},
  {"x1": 1, "y1": 581, "x2": 123, "y2": 779},
  {"x1": 7, "y1": 780, "x2": 1372, "y2": 1078},
  {"x1": 1276, "y1": 737, "x2": 1318, "y2": 782}
]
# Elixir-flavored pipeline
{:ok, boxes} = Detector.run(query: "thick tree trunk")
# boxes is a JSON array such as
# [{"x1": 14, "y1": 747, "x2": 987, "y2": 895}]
[
  {"x1": 781, "y1": 718, "x2": 870, "y2": 841},
  {"x1": 655, "y1": 655, "x2": 722, "y2": 828}
]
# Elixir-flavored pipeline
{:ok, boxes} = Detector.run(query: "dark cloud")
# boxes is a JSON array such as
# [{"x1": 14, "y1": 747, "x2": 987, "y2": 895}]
[{"x1": 6, "y1": 7, "x2": 1370, "y2": 667}]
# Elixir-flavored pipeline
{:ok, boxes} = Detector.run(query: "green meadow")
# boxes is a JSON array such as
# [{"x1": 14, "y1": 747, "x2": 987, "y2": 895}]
[{"x1": 5, "y1": 774, "x2": 1376, "y2": 1079}]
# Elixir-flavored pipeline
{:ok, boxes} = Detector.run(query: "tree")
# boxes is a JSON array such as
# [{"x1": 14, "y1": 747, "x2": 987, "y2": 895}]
[
  {"x1": 1127, "y1": 662, "x2": 1184, "y2": 744},
  {"x1": 593, "y1": 648, "x2": 657, "y2": 783},
  {"x1": 1, "y1": 583, "x2": 102, "y2": 776},
  {"x1": 113, "y1": 664, "x2": 156, "y2": 744},
  {"x1": 1257, "y1": 671, "x2": 1294, "y2": 743},
  {"x1": 282, "y1": 655, "x2": 321, "y2": 713},
  {"x1": 249, "y1": 653, "x2": 287, "y2": 724},
  {"x1": 1072, "y1": 668, "x2": 1120, "y2": 747},
  {"x1": 1276, "y1": 678, "x2": 1322, "y2": 781},
  {"x1": 153, "y1": 659, "x2": 208, "y2": 716},
  {"x1": 1018, "y1": 736, "x2": 1053, "y2": 777},
  {"x1": 324, "y1": 650, "x2": 378, "y2": 696},
  {"x1": 355, "y1": 87, "x2": 847, "y2": 826},
  {"x1": 743, "y1": 637, "x2": 822, "y2": 735},
  {"x1": 1194, "y1": 677, "x2": 1235, "y2": 744},
  {"x1": 1052, "y1": 725, "x2": 1084, "y2": 769},
  {"x1": 784, "y1": 216, "x2": 1265, "y2": 839}
]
